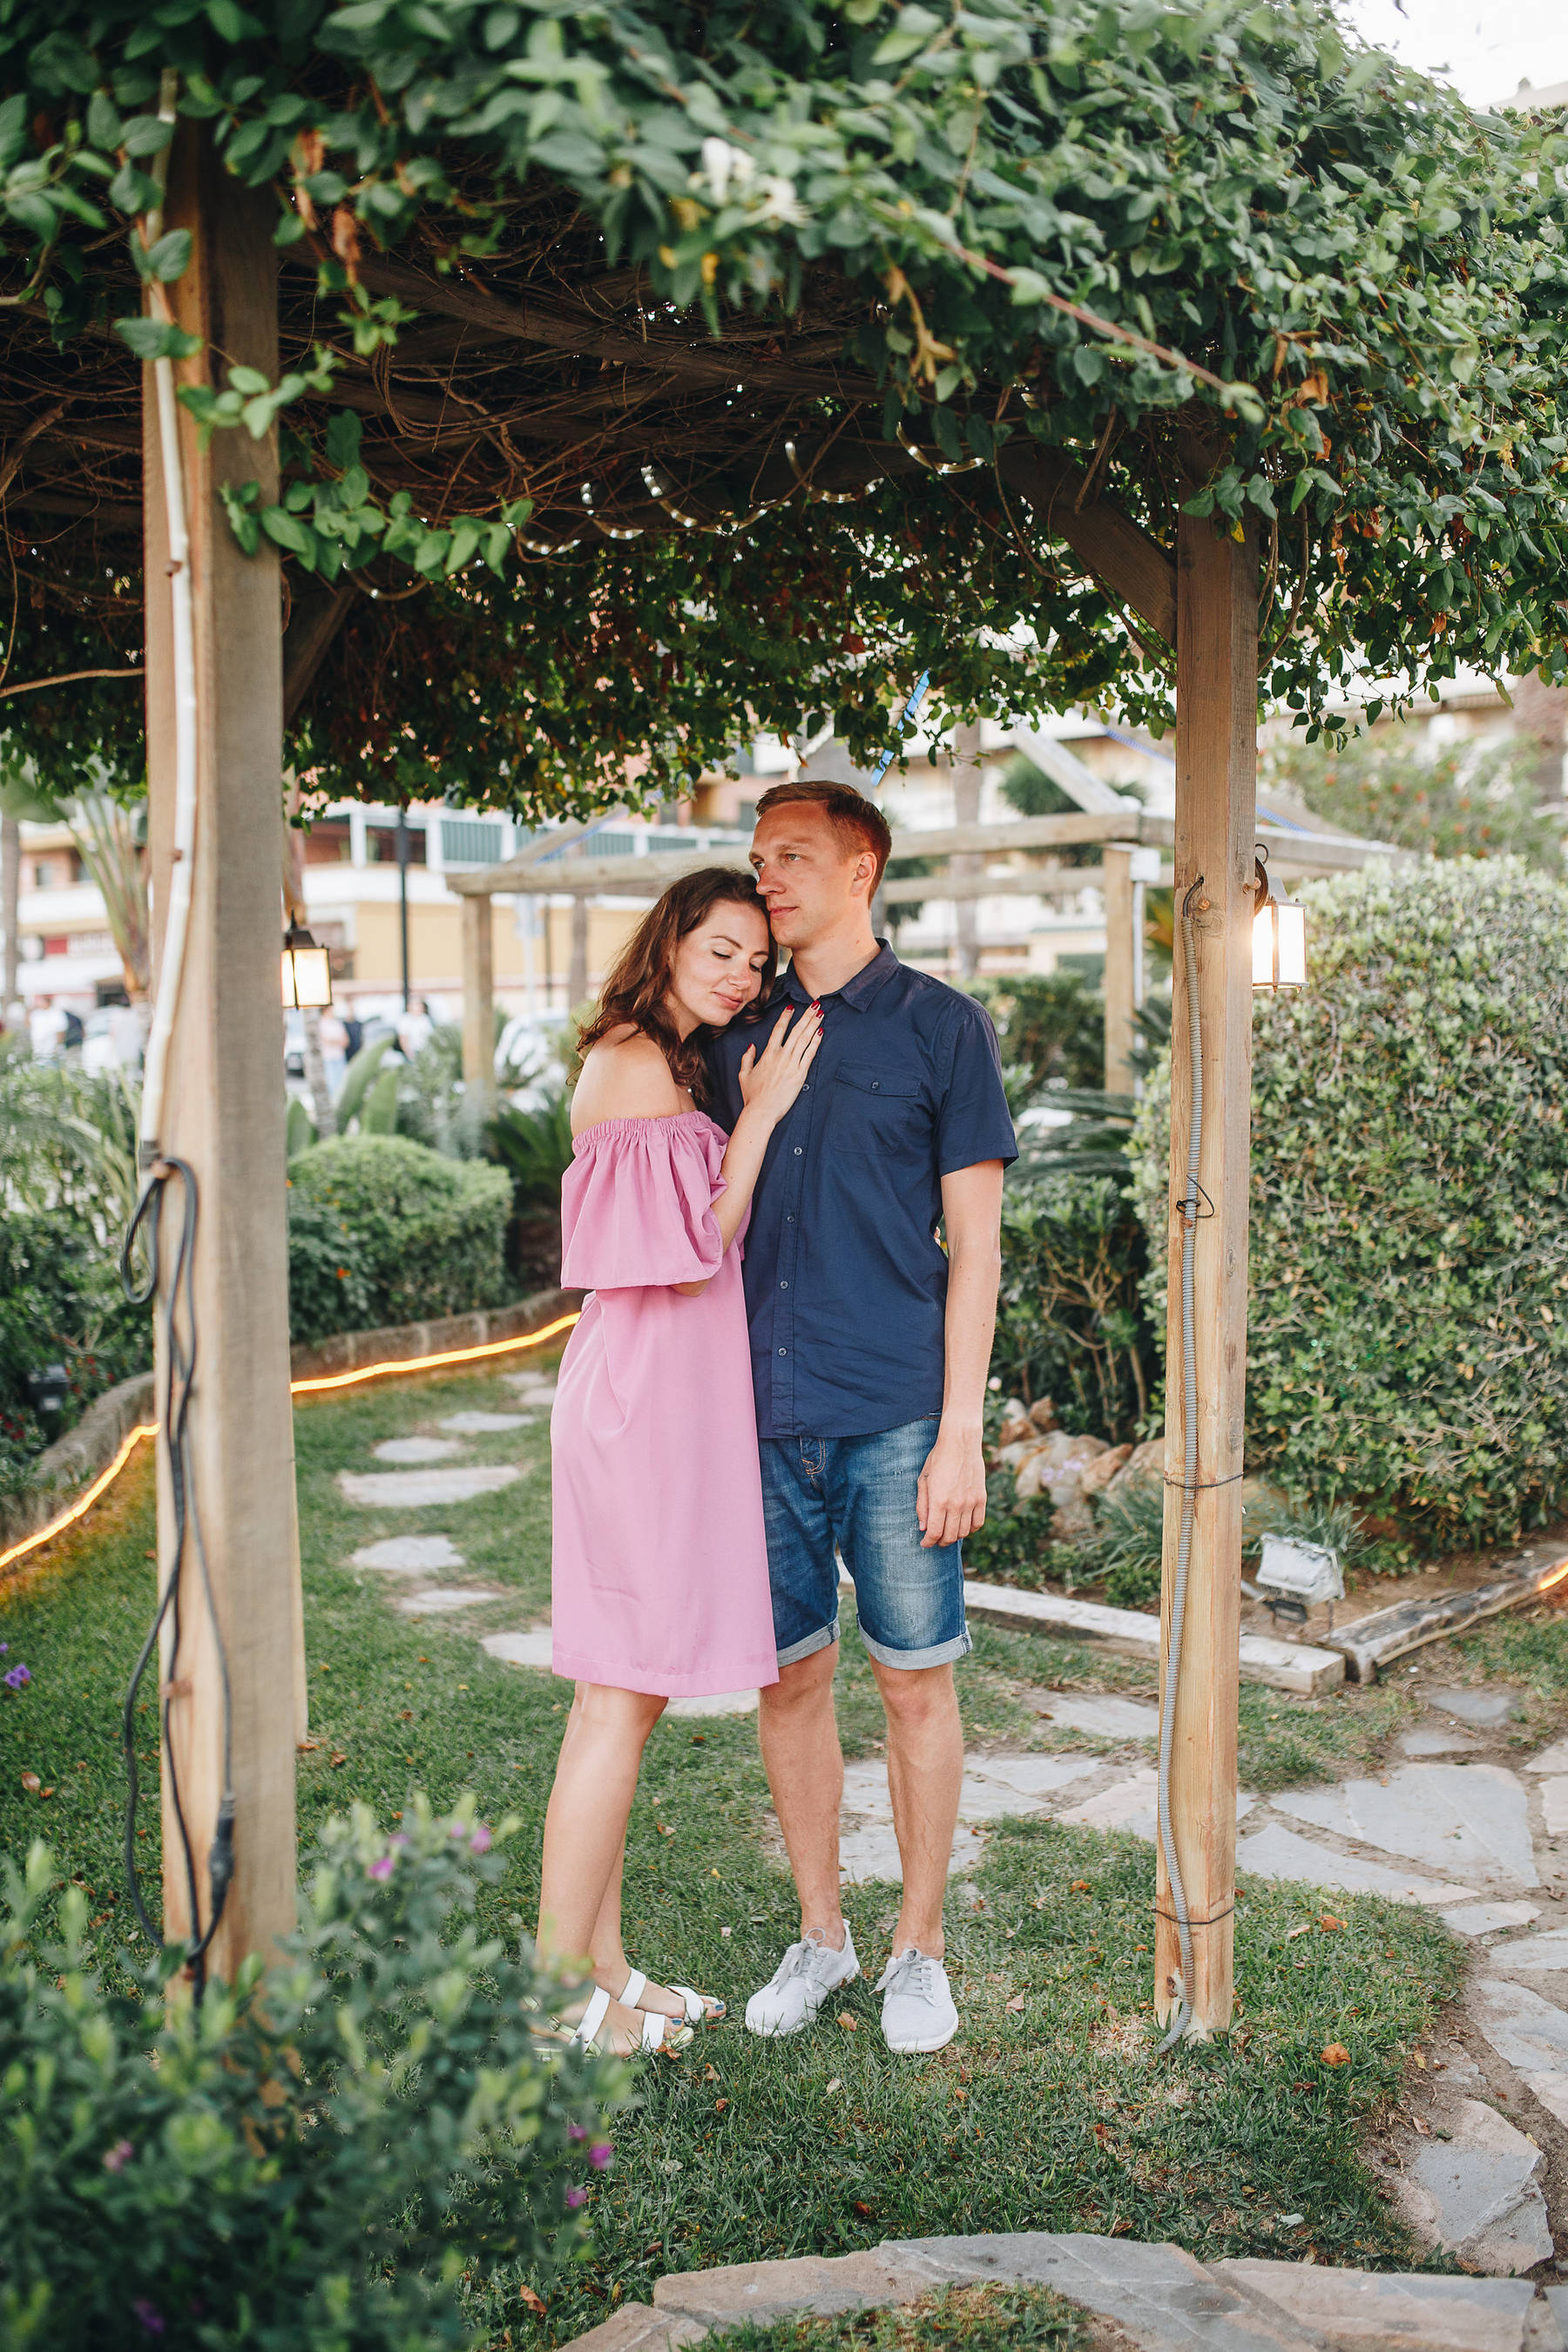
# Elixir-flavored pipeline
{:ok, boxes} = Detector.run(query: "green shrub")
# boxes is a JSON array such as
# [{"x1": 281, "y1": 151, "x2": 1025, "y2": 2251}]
[
  {"x1": 285, "y1": 1191, "x2": 375, "y2": 1348},
  {"x1": 0, "y1": 1209, "x2": 150, "y2": 1496},
  {"x1": 992, "y1": 1173, "x2": 1153, "y2": 1443},
  {"x1": 0, "y1": 1798, "x2": 623, "y2": 2352},
  {"x1": 1131, "y1": 860, "x2": 1568, "y2": 1549},
  {"x1": 965, "y1": 972, "x2": 1104, "y2": 1115},
  {"x1": 287, "y1": 1135, "x2": 511, "y2": 1330},
  {"x1": 1267, "y1": 727, "x2": 1563, "y2": 871}
]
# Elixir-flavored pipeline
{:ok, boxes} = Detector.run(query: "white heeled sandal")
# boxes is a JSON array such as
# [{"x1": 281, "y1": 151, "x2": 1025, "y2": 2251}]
[
  {"x1": 616, "y1": 1966, "x2": 725, "y2": 2025},
  {"x1": 570, "y1": 1984, "x2": 693, "y2": 2056}
]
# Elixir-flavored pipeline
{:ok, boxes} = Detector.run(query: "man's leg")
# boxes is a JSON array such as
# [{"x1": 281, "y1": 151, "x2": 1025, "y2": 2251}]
[
  {"x1": 868, "y1": 1655, "x2": 963, "y2": 1958},
  {"x1": 759, "y1": 1644, "x2": 845, "y2": 1943}
]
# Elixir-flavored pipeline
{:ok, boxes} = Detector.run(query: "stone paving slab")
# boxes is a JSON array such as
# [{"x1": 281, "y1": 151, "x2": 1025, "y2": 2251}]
[
  {"x1": 652, "y1": 2251, "x2": 924, "y2": 2330},
  {"x1": 338, "y1": 1464, "x2": 520, "y2": 1508},
  {"x1": 1037, "y1": 1694, "x2": 1160, "y2": 1741},
  {"x1": 1488, "y1": 1924, "x2": 1568, "y2": 1969},
  {"x1": 1530, "y1": 1743, "x2": 1568, "y2": 1776},
  {"x1": 483, "y1": 1628, "x2": 555, "y2": 1669},
  {"x1": 1060, "y1": 1769, "x2": 1256, "y2": 1842},
  {"x1": 439, "y1": 1410, "x2": 535, "y2": 1433},
  {"x1": 1471, "y1": 1978, "x2": 1568, "y2": 2131},
  {"x1": 1233, "y1": 1821, "x2": 1477, "y2": 1906},
  {"x1": 1272, "y1": 1765, "x2": 1538, "y2": 1890},
  {"x1": 372, "y1": 1436, "x2": 469, "y2": 1464},
  {"x1": 395, "y1": 1586, "x2": 504, "y2": 1615},
  {"x1": 667, "y1": 1691, "x2": 759, "y2": 1719},
  {"x1": 351, "y1": 1534, "x2": 466, "y2": 1574},
  {"x1": 1402, "y1": 1727, "x2": 1482, "y2": 1757},
  {"x1": 1441, "y1": 1903, "x2": 1543, "y2": 1938},
  {"x1": 840, "y1": 1820, "x2": 987, "y2": 1885},
  {"x1": 1393, "y1": 2095, "x2": 1552, "y2": 2274},
  {"x1": 1540, "y1": 1779, "x2": 1568, "y2": 1839},
  {"x1": 1214, "y1": 2261, "x2": 1538, "y2": 2349},
  {"x1": 875, "y1": 2234, "x2": 1310, "y2": 2351},
  {"x1": 562, "y1": 2305, "x2": 705, "y2": 2352},
  {"x1": 1428, "y1": 1687, "x2": 1523, "y2": 1728},
  {"x1": 503, "y1": 1374, "x2": 557, "y2": 1402}
]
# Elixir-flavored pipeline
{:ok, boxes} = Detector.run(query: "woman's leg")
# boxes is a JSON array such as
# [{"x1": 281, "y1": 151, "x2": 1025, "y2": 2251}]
[{"x1": 538, "y1": 1680, "x2": 667, "y2": 2051}]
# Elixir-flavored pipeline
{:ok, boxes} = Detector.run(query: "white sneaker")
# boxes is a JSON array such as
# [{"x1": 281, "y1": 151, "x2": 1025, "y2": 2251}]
[
  {"x1": 744, "y1": 1924, "x2": 861, "y2": 2038},
  {"x1": 875, "y1": 1947, "x2": 958, "y2": 2053}
]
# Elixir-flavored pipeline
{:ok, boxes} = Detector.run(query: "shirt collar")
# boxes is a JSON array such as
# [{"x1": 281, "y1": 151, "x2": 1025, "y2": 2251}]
[{"x1": 778, "y1": 941, "x2": 899, "y2": 1012}]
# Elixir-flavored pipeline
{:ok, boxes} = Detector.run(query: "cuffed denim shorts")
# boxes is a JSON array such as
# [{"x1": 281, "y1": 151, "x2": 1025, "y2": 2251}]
[{"x1": 759, "y1": 1416, "x2": 972, "y2": 1673}]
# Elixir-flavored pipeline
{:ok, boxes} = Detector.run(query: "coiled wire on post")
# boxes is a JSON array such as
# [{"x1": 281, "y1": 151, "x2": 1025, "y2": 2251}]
[{"x1": 1154, "y1": 879, "x2": 1206, "y2": 2056}]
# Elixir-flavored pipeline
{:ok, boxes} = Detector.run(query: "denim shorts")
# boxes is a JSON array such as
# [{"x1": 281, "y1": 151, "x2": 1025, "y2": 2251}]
[{"x1": 759, "y1": 1417, "x2": 971, "y2": 1673}]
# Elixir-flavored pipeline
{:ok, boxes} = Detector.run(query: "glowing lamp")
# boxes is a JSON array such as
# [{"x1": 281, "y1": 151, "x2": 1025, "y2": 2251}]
[
  {"x1": 1251, "y1": 852, "x2": 1306, "y2": 992},
  {"x1": 281, "y1": 922, "x2": 333, "y2": 1010}
]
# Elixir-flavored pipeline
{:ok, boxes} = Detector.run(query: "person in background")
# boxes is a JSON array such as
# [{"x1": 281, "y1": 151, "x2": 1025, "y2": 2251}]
[{"x1": 707, "y1": 777, "x2": 1015, "y2": 2058}]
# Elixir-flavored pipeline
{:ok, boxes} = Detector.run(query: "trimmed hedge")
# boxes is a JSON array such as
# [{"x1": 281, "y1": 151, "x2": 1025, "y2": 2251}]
[
  {"x1": 1130, "y1": 860, "x2": 1568, "y2": 1549},
  {"x1": 286, "y1": 1136, "x2": 511, "y2": 1336}
]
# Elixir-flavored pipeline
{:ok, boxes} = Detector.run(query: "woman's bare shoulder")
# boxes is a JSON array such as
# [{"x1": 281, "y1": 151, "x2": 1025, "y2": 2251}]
[{"x1": 572, "y1": 1029, "x2": 686, "y2": 1130}]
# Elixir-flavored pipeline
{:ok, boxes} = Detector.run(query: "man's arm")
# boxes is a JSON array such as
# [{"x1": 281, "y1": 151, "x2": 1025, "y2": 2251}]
[{"x1": 918, "y1": 1159, "x2": 1005, "y2": 1550}]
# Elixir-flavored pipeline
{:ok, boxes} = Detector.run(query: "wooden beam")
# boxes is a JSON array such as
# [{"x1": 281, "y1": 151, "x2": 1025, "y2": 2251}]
[
  {"x1": 143, "y1": 125, "x2": 299, "y2": 1975},
  {"x1": 999, "y1": 443, "x2": 1177, "y2": 646},
  {"x1": 460, "y1": 894, "x2": 496, "y2": 1119},
  {"x1": 1154, "y1": 510, "x2": 1259, "y2": 2040},
  {"x1": 282, "y1": 578, "x2": 355, "y2": 726},
  {"x1": 1102, "y1": 845, "x2": 1137, "y2": 1094}
]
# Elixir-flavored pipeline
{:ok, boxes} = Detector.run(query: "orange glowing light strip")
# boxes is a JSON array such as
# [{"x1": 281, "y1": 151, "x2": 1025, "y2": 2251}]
[{"x1": 0, "y1": 1313, "x2": 578, "y2": 1576}]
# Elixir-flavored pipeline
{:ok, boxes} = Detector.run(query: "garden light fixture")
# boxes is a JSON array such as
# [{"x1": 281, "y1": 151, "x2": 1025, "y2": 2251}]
[
  {"x1": 1251, "y1": 849, "x2": 1306, "y2": 992},
  {"x1": 280, "y1": 922, "x2": 333, "y2": 1010}
]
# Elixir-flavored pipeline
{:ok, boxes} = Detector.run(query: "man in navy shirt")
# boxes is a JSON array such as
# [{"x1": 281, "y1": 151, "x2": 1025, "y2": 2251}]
[{"x1": 708, "y1": 778, "x2": 1016, "y2": 2053}]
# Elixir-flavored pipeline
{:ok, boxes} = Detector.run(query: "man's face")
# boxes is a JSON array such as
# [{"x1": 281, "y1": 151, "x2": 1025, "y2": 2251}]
[{"x1": 749, "y1": 803, "x2": 875, "y2": 950}]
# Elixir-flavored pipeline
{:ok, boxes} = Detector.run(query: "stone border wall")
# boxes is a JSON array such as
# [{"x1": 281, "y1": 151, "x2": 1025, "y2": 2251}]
[{"x1": 0, "y1": 1285, "x2": 578, "y2": 1559}]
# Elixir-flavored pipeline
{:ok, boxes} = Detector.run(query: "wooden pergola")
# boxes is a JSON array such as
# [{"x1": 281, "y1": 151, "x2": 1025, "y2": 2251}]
[
  {"x1": 454, "y1": 806, "x2": 1398, "y2": 1102},
  {"x1": 3, "y1": 3, "x2": 1554, "y2": 2045}
]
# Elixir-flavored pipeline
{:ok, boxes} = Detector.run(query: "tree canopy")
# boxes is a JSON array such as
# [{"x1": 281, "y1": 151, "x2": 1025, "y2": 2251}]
[{"x1": 0, "y1": 0, "x2": 1563, "y2": 816}]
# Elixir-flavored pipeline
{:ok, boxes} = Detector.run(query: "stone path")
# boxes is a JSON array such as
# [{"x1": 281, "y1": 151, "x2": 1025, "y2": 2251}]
[
  {"x1": 335, "y1": 1375, "x2": 1568, "y2": 2281},
  {"x1": 567, "y1": 2227, "x2": 1568, "y2": 2352}
]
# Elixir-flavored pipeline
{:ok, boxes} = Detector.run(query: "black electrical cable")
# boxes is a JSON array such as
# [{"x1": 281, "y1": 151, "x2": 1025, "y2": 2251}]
[{"x1": 119, "y1": 1160, "x2": 235, "y2": 2000}]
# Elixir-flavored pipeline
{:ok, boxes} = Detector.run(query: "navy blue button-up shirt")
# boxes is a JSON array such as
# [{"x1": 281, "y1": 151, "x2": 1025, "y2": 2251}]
[{"x1": 706, "y1": 943, "x2": 1017, "y2": 1438}]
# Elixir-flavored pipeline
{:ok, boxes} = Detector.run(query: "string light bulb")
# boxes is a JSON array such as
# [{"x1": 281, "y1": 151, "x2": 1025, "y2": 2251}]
[
  {"x1": 1250, "y1": 848, "x2": 1306, "y2": 991},
  {"x1": 281, "y1": 922, "x2": 333, "y2": 1010}
]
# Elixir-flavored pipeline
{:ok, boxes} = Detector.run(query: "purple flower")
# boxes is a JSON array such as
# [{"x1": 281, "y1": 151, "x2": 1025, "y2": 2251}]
[
  {"x1": 564, "y1": 2186, "x2": 587, "y2": 2210},
  {"x1": 449, "y1": 1822, "x2": 466, "y2": 1841},
  {"x1": 0, "y1": 1641, "x2": 7, "y2": 1653},
  {"x1": 132, "y1": 2301, "x2": 166, "y2": 2336},
  {"x1": 390, "y1": 1832, "x2": 409, "y2": 1848},
  {"x1": 567, "y1": 2123, "x2": 587, "y2": 2143},
  {"x1": 103, "y1": 2139, "x2": 133, "y2": 2173},
  {"x1": 3, "y1": 1664, "x2": 30, "y2": 1690},
  {"x1": 469, "y1": 1824, "x2": 492, "y2": 1855},
  {"x1": 589, "y1": 2142, "x2": 613, "y2": 2172},
  {"x1": 368, "y1": 1856, "x2": 395, "y2": 1882}
]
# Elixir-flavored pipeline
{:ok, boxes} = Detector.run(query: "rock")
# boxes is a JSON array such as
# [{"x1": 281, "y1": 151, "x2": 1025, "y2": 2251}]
[
  {"x1": 1017, "y1": 1433, "x2": 1105, "y2": 1505},
  {"x1": 1273, "y1": 1764, "x2": 1538, "y2": 1891},
  {"x1": 1012, "y1": 1450, "x2": 1062, "y2": 1502},
  {"x1": 996, "y1": 1409, "x2": 1034, "y2": 1448},
  {"x1": 1049, "y1": 1497, "x2": 1096, "y2": 1541},
  {"x1": 1027, "y1": 1398, "x2": 1058, "y2": 1432},
  {"x1": 1214, "y1": 2260, "x2": 1538, "y2": 2349},
  {"x1": 878, "y1": 2232, "x2": 1304, "y2": 2351},
  {"x1": 1393, "y1": 2095, "x2": 1552, "y2": 2275},
  {"x1": 564, "y1": 2306, "x2": 706, "y2": 2352},
  {"x1": 997, "y1": 1436, "x2": 1051, "y2": 1473},
  {"x1": 1079, "y1": 1444, "x2": 1132, "y2": 1498},
  {"x1": 1108, "y1": 1435, "x2": 1165, "y2": 1493}
]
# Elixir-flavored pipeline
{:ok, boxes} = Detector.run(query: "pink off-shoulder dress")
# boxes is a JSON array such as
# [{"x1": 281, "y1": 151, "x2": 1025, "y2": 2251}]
[{"x1": 551, "y1": 1110, "x2": 780, "y2": 1699}]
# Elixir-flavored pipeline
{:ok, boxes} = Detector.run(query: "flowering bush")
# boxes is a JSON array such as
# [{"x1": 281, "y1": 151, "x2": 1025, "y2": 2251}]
[{"x1": 0, "y1": 1796, "x2": 625, "y2": 2350}]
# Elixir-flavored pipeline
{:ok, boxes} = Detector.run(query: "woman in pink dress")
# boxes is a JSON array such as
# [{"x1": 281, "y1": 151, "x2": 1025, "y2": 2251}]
[{"x1": 539, "y1": 868, "x2": 822, "y2": 2057}]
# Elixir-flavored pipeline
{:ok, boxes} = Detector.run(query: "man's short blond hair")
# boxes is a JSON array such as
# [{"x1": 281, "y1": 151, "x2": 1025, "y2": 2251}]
[{"x1": 753, "y1": 779, "x2": 894, "y2": 895}]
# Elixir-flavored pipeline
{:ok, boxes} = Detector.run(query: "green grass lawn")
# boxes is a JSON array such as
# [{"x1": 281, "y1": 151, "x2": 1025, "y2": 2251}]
[{"x1": 0, "y1": 1353, "x2": 1484, "y2": 2344}]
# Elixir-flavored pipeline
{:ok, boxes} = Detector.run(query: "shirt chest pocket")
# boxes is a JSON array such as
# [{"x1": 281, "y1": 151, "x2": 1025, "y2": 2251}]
[{"x1": 831, "y1": 1061, "x2": 927, "y2": 1159}]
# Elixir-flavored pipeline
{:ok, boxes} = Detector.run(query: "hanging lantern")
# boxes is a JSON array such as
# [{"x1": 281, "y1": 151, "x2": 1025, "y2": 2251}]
[
  {"x1": 1251, "y1": 850, "x2": 1306, "y2": 992},
  {"x1": 281, "y1": 922, "x2": 333, "y2": 1010}
]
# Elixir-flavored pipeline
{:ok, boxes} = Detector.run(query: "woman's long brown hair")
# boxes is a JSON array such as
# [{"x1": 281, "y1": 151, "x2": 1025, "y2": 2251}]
[{"x1": 576, "y1": 867, "x2": 776, "y2": 1102}]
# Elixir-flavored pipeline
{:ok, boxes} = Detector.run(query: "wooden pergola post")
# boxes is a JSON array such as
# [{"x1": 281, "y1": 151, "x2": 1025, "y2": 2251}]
[
  {"x1": 1153, "y1": 507, "x2": 1258, "y2": 2038},
  {"x1": 461, "y1": 891, "x2": 496, "y2": 1116},
  {"x1": 1102, "y1": 844, "x2": 1137, "y2": 1095},
  {"x1": 142, "y1": 127, "x2": 299, "y2": 1972}
]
